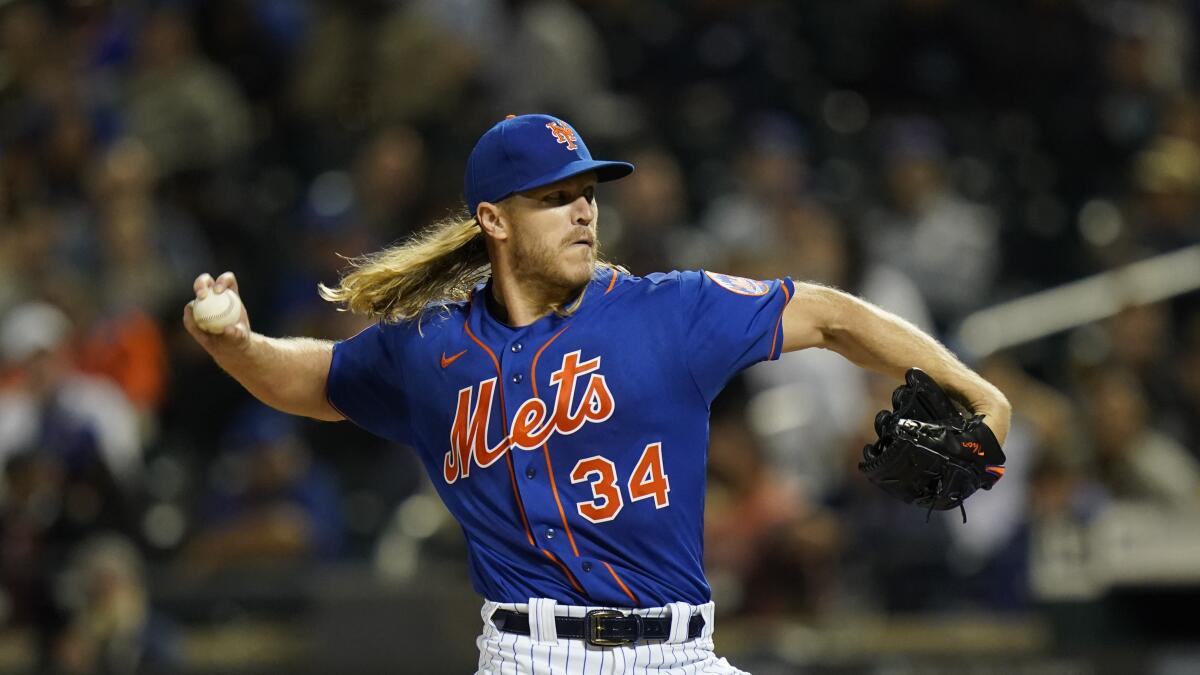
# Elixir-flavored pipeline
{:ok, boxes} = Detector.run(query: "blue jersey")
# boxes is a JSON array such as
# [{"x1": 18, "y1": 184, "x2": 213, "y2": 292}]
[{"x1": 327, "y1": 268, "x2": 794, "y2": 607}]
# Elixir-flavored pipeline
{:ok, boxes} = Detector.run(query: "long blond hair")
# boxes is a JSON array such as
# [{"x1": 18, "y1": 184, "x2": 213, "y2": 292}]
[{"x1": 319, "y1": 212, "x2": 620, "y2": 322}]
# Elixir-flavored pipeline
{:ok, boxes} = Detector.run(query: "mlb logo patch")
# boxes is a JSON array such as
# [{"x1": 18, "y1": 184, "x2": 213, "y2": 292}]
[{"x1": 704, "y1": 271, "x2": 770, "y2": 296}]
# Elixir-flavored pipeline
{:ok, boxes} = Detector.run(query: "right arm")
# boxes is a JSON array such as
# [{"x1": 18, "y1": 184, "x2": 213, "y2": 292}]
[{"x1": 183, "y1": 272, "x2": 344, "y2": 422}]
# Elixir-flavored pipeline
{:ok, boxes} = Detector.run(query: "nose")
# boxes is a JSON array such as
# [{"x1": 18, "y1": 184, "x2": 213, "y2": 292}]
[{"x1": 570, "y1": 194, "x2": 595, "y2": 227}]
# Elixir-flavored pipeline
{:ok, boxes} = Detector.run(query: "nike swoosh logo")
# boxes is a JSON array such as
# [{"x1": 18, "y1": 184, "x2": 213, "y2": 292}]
[{"x1": 440, "y1": 349, "x2": 468, "y2": 369}]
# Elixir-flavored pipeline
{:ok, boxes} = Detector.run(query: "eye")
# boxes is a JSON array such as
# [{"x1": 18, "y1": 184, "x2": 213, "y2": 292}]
[
  {"x1": 542, "y1": 192, "x2": 567, "y2": 204},
  {"x1": 583, "y1": 186, "x2": 595, "y2": 203}
]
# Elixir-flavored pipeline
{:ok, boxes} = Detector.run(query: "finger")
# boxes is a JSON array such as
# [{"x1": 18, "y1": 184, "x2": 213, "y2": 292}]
[
  {"x1": 215, "y1": 271, "x2": 239, "y2": 295},
  {"x1": 193, "y1": 273, "x2": 214, "y2": 298},
  {"x1": 224, "y1": 321, "x2": 252, "y2": 346},
  {"x1": 182, "y1": 304, "x2": 205, "y2": 339}
]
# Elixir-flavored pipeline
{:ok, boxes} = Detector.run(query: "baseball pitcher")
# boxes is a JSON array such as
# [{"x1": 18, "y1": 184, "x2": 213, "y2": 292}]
[{"x1": 185, "y1": 114, "x2": 1011, "y2": 674}]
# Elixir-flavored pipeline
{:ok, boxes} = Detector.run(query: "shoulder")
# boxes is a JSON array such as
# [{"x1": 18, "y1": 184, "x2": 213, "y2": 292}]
[
  {"x1": 605, "y1": 269, "x2": 788, "y2": 299},
  {"x1": 649, "y1": 269, "x2": 785, "y2": 295},
  {"x1": 333, "y1": 300, "x2": 472, "y2": 375},
  {"x1": 606, "y1": 269, "x2": 701, "y2": 289},
  {"x1": 599, "y1": 269, "x2": 689, "y2": 302},
  {"x1": 414, "y1": 299, "x2": 472, "y2": 333},
  {"x1": 350, "y1": 300, "x2": 470, "y2": 341}
]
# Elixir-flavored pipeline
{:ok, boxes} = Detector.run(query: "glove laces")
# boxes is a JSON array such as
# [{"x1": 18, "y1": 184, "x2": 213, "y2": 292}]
[{"x1": 924, "y1": 477, "x2": 969, "y2": 524}]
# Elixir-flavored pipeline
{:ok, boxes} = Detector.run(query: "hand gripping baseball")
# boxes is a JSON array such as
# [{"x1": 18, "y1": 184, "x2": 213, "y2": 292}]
[
  {"x1": 184, "y1": 271, "x2": 251, "y2": 349},
  {"x1": 859, "y1": 368, "x2": 1006, "y2": 522}
]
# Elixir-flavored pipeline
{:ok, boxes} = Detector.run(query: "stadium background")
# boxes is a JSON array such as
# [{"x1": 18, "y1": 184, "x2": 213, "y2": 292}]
[{"x1": 2, "y1": 0, "x2": 1199, "y2": 672}]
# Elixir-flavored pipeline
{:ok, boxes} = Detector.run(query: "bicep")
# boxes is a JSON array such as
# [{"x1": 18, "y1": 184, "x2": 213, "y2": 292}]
[
  {"x1": 275, "y1": 338, "x2": 343, "y2": 422},
  {"x1": 780, "y1": 282, "x2": 840, "y2": 352}
]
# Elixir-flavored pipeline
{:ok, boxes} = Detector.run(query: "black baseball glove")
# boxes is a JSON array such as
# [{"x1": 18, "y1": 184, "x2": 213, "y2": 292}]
[{"x1": 858, "y1": 368, "x2": 1006, "y2": 522}]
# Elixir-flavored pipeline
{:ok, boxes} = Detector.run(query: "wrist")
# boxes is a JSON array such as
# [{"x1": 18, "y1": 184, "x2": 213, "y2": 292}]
[
  {"x1": 212, "y1": 329, "x2": 257, "y2": 369},
  {"x1": 977, "y1": 398, "x2": 1012, "y2": 445}
]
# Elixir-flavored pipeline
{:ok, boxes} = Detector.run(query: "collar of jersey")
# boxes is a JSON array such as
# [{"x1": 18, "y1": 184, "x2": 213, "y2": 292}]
[{"x1": 468, "y1": 268, "x2": 612, "y2": 344}]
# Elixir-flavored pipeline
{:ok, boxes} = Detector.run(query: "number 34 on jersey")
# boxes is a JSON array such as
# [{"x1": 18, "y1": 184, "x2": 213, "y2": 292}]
[
  {"x1": 570, "y1": 442, "x2": 670, "y2": 523},
  {"x1": 441, "y1": 350, "x2": 671, "y2": 524}
]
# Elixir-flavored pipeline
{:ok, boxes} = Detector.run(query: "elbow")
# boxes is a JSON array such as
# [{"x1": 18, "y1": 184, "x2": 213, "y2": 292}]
[
  {"x1": 989, "y1": 395, "x2": 1013, "y2": 446},
  {"x1": 995, "y1": 391, "x2": 1014, "y2": 423},
  {"x1": 815, "y1": 324, "x2": 848, "y2": 353},
  {"x1": 979, "y1": 388, "x2": 1013, "y2": 440},
  {"x1": 985, "y1": 380, "x2": 1013, "y2": 418},
  {"x1": 781, "y1": 282, "x2": 851, "y2": 352}
]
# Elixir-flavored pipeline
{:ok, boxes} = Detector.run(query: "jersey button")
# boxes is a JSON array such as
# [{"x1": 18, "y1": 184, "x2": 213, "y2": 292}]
[
  {"x1": 511, "y1": 343, "x2": 523, "y2": 353},
  {"x1": 545, "y1": 528, "x2": 556, "y2": 540},
  {"x1": 511, "y1": 373, "x2": 523, "y2": 384},
  {"x1": 581, "y1": 562, "x2": 593, "y2": 573},
  {"x1": 525, "y1": 466, "x2": 536, "y2": 479}
]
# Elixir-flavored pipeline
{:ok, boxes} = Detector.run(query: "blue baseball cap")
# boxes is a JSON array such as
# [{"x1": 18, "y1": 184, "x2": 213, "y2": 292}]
[{"x1": 465, "y1": 114, "x2": 634, "y2": 216}]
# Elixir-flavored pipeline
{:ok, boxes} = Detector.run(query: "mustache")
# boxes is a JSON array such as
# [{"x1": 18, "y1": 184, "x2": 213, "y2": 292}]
[{"x1": 563, "y1": 229, "x2": 597, "y2": 247}]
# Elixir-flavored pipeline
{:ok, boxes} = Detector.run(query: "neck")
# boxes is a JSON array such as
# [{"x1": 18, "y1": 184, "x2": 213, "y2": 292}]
[{"x1": 488, "y1": 269, "x2": 584, "y2": 327}]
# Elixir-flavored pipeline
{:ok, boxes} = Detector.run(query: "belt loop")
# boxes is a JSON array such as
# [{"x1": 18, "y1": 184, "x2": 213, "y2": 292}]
[
  {"x1": 699, "y1": 602, "x2": 716, "y2": 639},
  {"x1": 528, "y1": 598, "x2": 559, "y2": 646},
  {"x1": 481, "y1": 601, "x2": 502, "y2": 630},
  {"x1": 665, "y1": 602, "x2": 692, "y2": 644}
]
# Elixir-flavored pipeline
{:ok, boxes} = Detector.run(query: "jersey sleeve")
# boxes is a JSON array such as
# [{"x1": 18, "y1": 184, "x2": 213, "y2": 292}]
[
  {"x1": 326, "y1": 322, "x2": 412, "y2": 444},
  {"x1": 677, "y1": 270, "x2": 794, "y2": 403}
]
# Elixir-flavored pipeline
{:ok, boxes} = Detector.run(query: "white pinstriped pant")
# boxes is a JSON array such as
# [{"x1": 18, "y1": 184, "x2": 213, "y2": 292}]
[{"x1": 475, "y1": 599, "x2": 750, "y2": 674}]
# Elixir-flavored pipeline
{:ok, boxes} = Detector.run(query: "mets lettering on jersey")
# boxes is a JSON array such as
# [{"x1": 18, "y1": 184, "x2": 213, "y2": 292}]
[
  {"x1": 443, "y1": 350, "x2": 615, "y2": 484},
  {"x1": 327, "y1": 269, "x2": 794, "y2": 608}
]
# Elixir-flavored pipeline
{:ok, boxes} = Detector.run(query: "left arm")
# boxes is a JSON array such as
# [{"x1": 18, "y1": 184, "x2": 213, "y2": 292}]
[{"x1": 781, "y1": 282, "x2": 1012, "y2": 444}]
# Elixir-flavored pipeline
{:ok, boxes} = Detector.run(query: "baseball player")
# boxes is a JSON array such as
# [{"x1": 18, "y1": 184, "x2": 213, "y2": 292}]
[{"x1": 184, "y1": 114, "x2": 1011, "y2": 674}]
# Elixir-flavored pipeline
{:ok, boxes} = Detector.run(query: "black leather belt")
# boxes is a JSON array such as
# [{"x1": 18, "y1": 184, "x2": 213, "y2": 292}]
[{"x1": 492, "y1": 608, "x2": 705, "y2": 647}]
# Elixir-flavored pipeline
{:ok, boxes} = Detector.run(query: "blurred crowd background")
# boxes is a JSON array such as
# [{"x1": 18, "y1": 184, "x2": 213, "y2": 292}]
[{"x1": 2, "y1": 0, "x2": 1200, "y2": 673}]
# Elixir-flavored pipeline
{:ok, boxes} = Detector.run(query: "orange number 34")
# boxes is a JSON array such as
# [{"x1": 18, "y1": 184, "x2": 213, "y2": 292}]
[{"x1": 569, "y1": 443, "x2": 670, "y2": 524}]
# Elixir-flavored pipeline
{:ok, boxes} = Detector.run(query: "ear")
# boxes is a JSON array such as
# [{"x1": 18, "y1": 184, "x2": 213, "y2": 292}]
[{"x1": 476, "y1": 202, "x2": 509, "y2": 242}]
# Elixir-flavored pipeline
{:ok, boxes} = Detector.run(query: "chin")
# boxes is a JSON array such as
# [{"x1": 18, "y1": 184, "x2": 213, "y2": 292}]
[
  {"x1": 556, "y1": 256, "x2": 594, "y2": 288},
  {"x1": 564, "y1": 264, "x2": 594, "y2": 288},
  {"x1": 563, "y1": 243, "x2": 594, "y2": 268}
]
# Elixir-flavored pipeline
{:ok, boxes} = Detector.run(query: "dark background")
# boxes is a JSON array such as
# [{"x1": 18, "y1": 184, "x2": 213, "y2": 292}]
[{"x1": 2, "y1": 0, "x2": 1199, "y2": 672}]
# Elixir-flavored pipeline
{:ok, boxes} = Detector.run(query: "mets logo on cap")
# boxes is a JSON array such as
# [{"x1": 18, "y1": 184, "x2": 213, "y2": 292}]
[
  {"x1": 704, "y1": 271, "x2": 771, "y2": 296},
  {"x1": 545, "y1": 120, "x2": 579, "y2": 151}
]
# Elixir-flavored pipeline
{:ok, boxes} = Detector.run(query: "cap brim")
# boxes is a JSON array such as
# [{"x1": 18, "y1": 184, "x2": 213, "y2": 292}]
[{"x1": 511, "y1": 159, "x2": 634, "y2": 197}]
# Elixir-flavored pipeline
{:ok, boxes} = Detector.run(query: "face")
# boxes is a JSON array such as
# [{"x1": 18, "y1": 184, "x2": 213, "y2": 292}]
[{"x1": 493, "y1": 172, "x2": 600, "y2": 292}]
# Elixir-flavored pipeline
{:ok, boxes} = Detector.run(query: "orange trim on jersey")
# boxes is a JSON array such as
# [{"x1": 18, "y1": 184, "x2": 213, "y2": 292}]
[
  {"x1": 504, "y1": 453, "x2": 536, "y2": 547},
  {"x1": 603, "y1": 562, "x2": 640, "y2": 607},
  {"x1": 769, "y1": 281, "x2": 792, "y2": 359},
  {"x1": 464, "y1": 314, "x2": 536, "y2": 548},
  {"x1": 530, "y1": 326, "x2": 582, "y2": 558},
  {"x1": 542, "y1": 549, "x2": 584, "y2": 594},
  {"x1": 605, "y1": 268, "x2": 619, "y2": 294},
  {"x1": 986, "y1": 466, "x2": 1006, "y2": 477}
]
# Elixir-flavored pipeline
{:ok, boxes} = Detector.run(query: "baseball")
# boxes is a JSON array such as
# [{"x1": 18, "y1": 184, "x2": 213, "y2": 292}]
[{"x1": 191, "y1": 289, "x2": 243, "y2": 334}]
